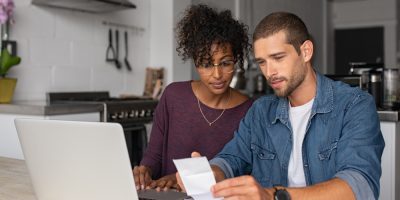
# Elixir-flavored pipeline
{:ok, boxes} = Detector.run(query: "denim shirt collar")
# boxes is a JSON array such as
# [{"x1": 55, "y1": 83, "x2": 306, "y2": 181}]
[{"x1": 273, "y1": 71, "x2": 333, "y2": 124}]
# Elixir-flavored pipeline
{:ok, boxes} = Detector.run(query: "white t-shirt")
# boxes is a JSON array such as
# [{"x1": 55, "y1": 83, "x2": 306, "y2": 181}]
[{"x1": 288, "y1": 98, "x2": 314, "y2": 187}]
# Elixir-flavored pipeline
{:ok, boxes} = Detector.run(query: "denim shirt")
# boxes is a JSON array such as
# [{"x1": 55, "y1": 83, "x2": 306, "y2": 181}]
[{"x1": 210, "y1": 72, "x2": 385, "y2": 199}]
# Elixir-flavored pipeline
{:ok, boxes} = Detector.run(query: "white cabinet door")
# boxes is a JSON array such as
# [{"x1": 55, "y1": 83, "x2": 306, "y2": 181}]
[
  {"x1": 0, "y1": 114, "x2": 44, "y2": 159},
  {"x1": 0, "y1": 113, "x2": 100, "y2": 160},
  {"x1": 379, "y1": 122, "x2": 399, "y2": 200}
]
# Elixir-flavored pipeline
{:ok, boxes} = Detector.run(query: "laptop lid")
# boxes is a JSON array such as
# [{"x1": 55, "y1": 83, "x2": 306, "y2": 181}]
[{"x1": 15, "y1": 119, "x2": 138, "y2": 200}]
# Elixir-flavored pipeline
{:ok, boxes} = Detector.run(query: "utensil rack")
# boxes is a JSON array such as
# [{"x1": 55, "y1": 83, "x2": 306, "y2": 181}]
[{"x1": 102, "y1": 21, "x2": 145, "y2": 33}]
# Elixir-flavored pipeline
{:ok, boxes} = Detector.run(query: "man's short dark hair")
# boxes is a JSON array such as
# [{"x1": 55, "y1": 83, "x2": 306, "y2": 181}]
[{"x1": 253, "y1": 12, "x2": 310, "y2": 54}]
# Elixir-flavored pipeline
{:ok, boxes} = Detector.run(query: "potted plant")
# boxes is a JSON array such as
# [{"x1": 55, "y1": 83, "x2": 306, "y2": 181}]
[
  {"x1": 0, "y1": 0, "x2": 19, "y2": 103},
  {"x1": 0, "y1": 48, "x2": 20, "y2": 103}
]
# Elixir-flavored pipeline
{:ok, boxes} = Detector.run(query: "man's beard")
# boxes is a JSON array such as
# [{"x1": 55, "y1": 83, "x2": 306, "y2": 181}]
[{"x1": 268, "y1": 66, "x2": 307, "y2": 97}]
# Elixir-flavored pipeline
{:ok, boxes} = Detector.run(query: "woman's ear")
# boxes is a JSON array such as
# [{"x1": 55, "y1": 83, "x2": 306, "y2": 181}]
[{"x1": 301, "y1": 40, "x2": 313, "y2": 62}]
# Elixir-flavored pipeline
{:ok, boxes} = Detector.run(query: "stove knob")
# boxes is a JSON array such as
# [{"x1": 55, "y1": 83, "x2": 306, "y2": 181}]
[
  {"x1": 129, "y1": 111, "x2": 135, "y2": 118},
  {"x1": 110, "y1": 113, "x2": 118, "y2": 120},
  {"x1": 135, "y1": 110, "x2": 139, "y2": 117},
  {"x1": 140, "y1": 110, "x2": 146, "y2": 117},
  {"x1": 118, "y1": 112, "x2": 125, "y2": 119},
  {"x1": 146, "y1": 109, "x2": 152, "y2": 117}
]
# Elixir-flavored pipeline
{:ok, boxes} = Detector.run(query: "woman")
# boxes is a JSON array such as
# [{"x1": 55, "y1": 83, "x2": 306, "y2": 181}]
[{"x1": 133, "y1": 4, "x2": 252, "y2": 191}]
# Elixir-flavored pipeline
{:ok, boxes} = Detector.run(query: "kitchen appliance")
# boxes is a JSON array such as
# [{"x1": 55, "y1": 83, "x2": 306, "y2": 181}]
[
  {"x1": 369, "y1": 70, "x2": 383, "y2": 108},
  {"x1": 349, "y1": 62, "x2": 384, "y2": 91},
  {"x1": 32, "y1": 0, "x2": 136, "y2": 13},
  {"x1": 230, "y1": 68, "x2": 247, "y2": 90},
  {"x1": 383, "y1": 68, "x2": 400, "y2": 110},
  {"x1": 47, "y1": 91, "x2": 158, "y2": 167},
  {"x1": 325, "y1": 74, "x2": 362, "y2": 88}
]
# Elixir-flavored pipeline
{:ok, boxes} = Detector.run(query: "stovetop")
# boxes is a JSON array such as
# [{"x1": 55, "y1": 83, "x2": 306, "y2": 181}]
[{"x1": 47, "y1": 91, "x2": 158, "y2": 124}]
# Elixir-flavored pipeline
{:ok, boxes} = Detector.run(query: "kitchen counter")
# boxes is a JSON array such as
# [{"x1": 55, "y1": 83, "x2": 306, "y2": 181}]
[
  {"x1": 0, "y1": 101, "x2": 104, "y2": 116},
  {"x1": 0, "y1": 157, "x2": 36, "y2": 200},
  {"x1": 378, "y1": 110, "x2": 399, "y2": 122},
  {"x1": 0, "y1": 101, "x2": 398, "y2": 122}
]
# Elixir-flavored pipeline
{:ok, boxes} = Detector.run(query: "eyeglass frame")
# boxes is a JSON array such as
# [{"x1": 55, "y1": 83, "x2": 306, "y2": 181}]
[{"x1": 196, "y1": 59, "x2": 237, "y2": 75}]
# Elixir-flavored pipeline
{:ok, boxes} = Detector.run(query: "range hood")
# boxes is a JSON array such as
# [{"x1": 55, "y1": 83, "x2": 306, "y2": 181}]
[{"x1": 32, "y1": 0, "x2": 136, "y2": 13}]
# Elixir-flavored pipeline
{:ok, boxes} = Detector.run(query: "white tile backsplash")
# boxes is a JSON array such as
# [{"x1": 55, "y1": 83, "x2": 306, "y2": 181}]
[
  {"x1": 12, "y1": 6, "x2": 56, "y2": 39},
  {"x1": 71, "y1": 41, "x2": 103, "y2": 67},
  {"x1": 55, "y1": 10, "x2": 96, "y2": 42},
  {"x1": 92, "y1": 66, "x2": 125, "y2": 97},
  {"x1": 9, "y1": 66, "x2": 52, "y2": 100},
  {"x1": 51, "y1": 66, "x2": 91, "y2": 91},
  {"x1": 30, "y1": 38, "x2": 72, "y2": 65},
  {"x1": 9, "y1": 0, "x2": 151, "y2": 101}
]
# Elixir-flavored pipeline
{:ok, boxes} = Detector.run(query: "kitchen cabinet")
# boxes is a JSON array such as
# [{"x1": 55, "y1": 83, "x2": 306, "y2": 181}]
[{"x1": 379, "y1": 120, "x2": 400, "y2": 200}]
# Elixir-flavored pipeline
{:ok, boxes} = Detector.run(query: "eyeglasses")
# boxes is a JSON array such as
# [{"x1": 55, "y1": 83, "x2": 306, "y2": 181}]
[{"x1": 197, "y1": 60, "x2": 236, "y2": 75}]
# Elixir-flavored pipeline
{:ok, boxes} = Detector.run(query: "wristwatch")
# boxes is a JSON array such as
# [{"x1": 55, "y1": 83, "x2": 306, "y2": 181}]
[{"x1": 274, "y1": 187, "x2": 291, "y2": 200}]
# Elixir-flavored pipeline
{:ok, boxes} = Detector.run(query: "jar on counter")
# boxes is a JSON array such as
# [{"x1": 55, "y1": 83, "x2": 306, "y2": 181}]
[
  {"x1": 368, "y1": 70, "x2": 382, "y2": 108},
  {"x1": 383, "y1": 68, "x2": 400, "y2": 110}
]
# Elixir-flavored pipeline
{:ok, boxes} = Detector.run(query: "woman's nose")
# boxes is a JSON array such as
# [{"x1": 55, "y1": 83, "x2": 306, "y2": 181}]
[{"x1": 212, "y1": 65, "x2": 223, "y2": 79}]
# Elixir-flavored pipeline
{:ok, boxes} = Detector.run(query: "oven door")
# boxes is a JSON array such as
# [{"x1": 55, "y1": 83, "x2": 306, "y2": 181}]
[{"x1": 123, "y1": 125, "x2": 148, "y2": 167}]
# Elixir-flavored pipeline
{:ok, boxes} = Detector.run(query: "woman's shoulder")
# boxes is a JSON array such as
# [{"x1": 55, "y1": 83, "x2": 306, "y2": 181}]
[
  {"x1": 163, "y1": 81, "x2": 192, "y2": 96},
  {"x1": 229, "y1": 89, "x2": 253, "y2": 109}
]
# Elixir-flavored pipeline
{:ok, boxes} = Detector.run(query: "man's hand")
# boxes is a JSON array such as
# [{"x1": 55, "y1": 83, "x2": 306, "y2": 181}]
[
  {"x1": 211, "y1": 175, "x2": 274, "y2": 200},
  {"x1": 132, "y1": 165, "x2": 152, "y2": 190},
  {"x1": 147, "y1": 174, "x2": 181, "y2": 191}
]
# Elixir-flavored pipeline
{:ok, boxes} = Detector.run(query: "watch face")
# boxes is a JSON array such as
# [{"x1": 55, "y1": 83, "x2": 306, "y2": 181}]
[{"x1": 275, "y1": 189, "x2": 291, "y2": 200}]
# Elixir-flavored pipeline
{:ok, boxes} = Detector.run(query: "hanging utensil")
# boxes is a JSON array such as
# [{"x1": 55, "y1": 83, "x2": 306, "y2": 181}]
[
  {"x1": 114, "y1": 29, "x2": 122, "y2": 69},
  {"x1": 124, "y1": 31, "x2": 132, "y2": 71},
  {"x1": 105, "y1": 29, "x2": 116, "y2": 62}
]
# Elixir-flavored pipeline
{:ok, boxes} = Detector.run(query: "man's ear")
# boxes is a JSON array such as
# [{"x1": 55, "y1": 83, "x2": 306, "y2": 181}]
[{"x1": 301, "y1": 40, "x2": 313, "y2": 62}]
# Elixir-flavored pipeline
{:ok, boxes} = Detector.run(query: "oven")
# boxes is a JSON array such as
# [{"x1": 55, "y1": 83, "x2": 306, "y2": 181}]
[{"x1": 47, "y1": 91, "x2": 158, "y2": 167}]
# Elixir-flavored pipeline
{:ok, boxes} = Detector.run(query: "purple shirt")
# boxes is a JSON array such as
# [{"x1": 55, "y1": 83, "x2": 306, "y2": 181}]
[{"x1": 140, "y1": 81, "x2": 253, "y2": 179}]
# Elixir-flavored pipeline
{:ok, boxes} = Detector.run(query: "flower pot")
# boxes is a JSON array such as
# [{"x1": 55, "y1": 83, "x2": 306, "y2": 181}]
[{"x1": 0, "y1": 77, "x2": 17, "y2": 103}]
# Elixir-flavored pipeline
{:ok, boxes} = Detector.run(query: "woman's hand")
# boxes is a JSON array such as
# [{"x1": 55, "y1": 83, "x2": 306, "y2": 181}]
[
  {"x1": 148, "y1": 174, "x2": 181, "y2": 191},
  {"x1": 132, "y1": 165, "x2": 152, "y2": 190}
]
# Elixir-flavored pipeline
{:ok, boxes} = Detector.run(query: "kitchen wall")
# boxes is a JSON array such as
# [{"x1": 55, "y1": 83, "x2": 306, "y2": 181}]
[
  {"x1": 331, "y1": 0, "x2": 398, "y2": 70},
  {"x1": 10, "y1": 0, "x2": 151, "y2": 101},
  {"x1": 9, "y1": 0, "x2": 327, "y2": 102}
]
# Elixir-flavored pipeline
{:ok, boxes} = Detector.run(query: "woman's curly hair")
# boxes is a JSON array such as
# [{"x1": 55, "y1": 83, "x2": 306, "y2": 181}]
[{"x1": 176, "y1": 4, "x2": 250, "y2": 69}]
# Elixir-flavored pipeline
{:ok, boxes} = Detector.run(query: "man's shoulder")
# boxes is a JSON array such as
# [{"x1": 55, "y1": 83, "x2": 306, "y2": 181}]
[
  {"x1": 248, "y1": 95, "x2": 280, "y2": 115},
  {"x1": 331, "y1": 80, "x2": 371, "y2": 100},
  {"x1": 328, "y1": 78, "x2": 374, "y2": 108},
  {"x1": 253, "y1": 95, "x2": 279, "y2": 106}
]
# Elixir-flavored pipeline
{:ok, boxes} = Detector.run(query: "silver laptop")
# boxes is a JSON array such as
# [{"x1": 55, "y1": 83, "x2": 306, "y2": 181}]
[{"x1": 15, "y1": 119, "x2": 188, "y2": 200}]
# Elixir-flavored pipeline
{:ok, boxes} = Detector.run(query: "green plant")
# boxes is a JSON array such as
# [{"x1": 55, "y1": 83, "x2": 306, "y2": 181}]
[{"x1": 0, "y1": 48, "x2": 20, "y2": 78}]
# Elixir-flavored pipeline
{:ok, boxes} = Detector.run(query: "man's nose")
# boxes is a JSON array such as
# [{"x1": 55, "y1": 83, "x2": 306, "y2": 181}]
[{"x1": 261, "y1": 63, "x2": 276, "y2": 79}]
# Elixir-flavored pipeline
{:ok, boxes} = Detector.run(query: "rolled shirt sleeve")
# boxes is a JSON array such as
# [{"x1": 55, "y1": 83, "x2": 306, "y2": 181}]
[
  {"x1": 335, "y1": 170, "x2": 375, "y2": 200},
  {"x1": 209, "y1": 157, "x2": 234, "y2": 179}
]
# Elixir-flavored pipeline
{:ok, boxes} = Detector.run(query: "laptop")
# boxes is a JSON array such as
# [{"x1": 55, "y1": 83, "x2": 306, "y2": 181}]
[{"x1": 14, "y1": 118, "x2": 188, "y2": 200}]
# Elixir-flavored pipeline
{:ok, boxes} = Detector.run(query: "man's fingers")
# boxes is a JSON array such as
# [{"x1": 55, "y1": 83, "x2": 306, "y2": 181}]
[
  {"x1": 176, "y1": 172, "x2": 186, "y2": 192},
  {"x1": 211, "y1": 176, "x2": 262, "y2": 199},
  {"x1": 191, "y1": 151, "x2": 201, "y2": 157},
  {"x1": 212, "y1": 176, "x2": 254, "y2": 193}
]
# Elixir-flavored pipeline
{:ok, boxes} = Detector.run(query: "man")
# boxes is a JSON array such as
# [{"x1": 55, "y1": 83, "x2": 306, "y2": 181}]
[{"x1": 177, "y1": 12, "x2": 384, "y2": 200}]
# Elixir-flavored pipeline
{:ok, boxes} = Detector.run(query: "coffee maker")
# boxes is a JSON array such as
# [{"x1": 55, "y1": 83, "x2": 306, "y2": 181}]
[{"x1": 349, "y1": 62, "x2": 384, "y2": 108}]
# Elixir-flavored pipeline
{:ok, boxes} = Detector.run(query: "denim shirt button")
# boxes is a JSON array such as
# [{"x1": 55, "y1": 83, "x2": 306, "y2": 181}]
[
  {"x1": 259, "y1": 153, "x2": 264, "y2": 157},
  {"x1": 304, "y1": 164, "x2": 308, "y2": 167}
]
